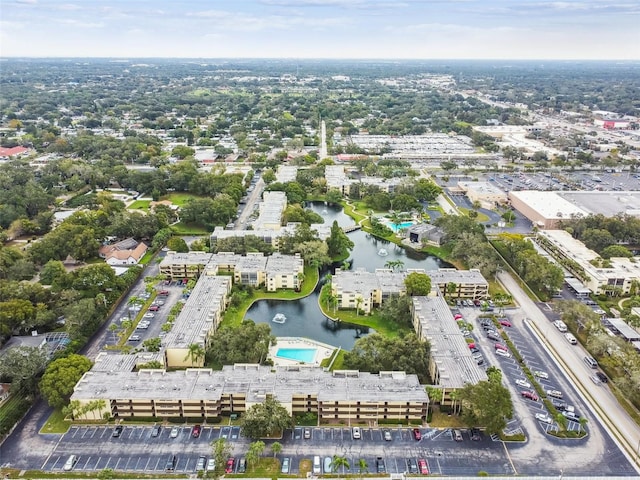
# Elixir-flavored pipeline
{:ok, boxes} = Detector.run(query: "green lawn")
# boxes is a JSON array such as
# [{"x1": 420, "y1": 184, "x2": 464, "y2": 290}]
[
  {"x1": 170, "y1": 222, "x2": 210, "y2": 235},
  {"x1": 40, "y1": 408, "x2": 72, "y2": 434},
  {"x1": 128, "y1": 200, "x2": 151, "y2": 210},
  {"x1": 160, "y1": 192, "x2": 201, "y2": 206}
]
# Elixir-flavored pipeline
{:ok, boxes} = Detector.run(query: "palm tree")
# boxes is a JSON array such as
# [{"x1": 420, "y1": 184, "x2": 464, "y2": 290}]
[
  {"x1": 184, "y1": 343, "x2": 206, "y2": 366},
  {"x1": 357, "y1": 458, "x2": 368, "y2": 475},
  {"x1": 330, "y1": 455, "x2": 350, "y2": 473},
  {"x1": 246, "y1": 440, "x2": 265, "y2": 467},
  {"x1": 355, "y1": 295, "x2": 363, "y2": 316},
  {"x1": 270, "y1": 441, "x2": 282, "y2": 458}
]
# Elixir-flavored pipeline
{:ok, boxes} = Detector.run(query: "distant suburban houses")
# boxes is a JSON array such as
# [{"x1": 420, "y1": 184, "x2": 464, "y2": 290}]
[{"x1": 98, "y1": 238, "x2": 148, "y2": 266}]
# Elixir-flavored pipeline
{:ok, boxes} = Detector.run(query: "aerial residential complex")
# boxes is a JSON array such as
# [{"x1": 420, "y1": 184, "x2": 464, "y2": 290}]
[
  {"x1": 331, "y1": 267, "x2": 489, "y2": 314},
  {"x1": 537, "y1": 229, "x2": 640, "y2": 296},
  {"x1": 411, "y1": 293, "x2": 488, "y2": 406},
  {"x1": 70, "y1": 358, "x2": 429, "y2": 424}
]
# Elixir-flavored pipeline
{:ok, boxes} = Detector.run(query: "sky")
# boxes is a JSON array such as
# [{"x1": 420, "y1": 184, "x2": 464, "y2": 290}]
[{"x1": 1, "y1": 0, "x2": 639, "y2": 60}]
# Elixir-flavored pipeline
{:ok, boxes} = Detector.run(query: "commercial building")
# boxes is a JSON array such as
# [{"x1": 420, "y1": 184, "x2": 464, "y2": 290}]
[
  {"x1": 427, "y1": 269, "x2": 489, "y2": 299},
  {"x1": 537, "y1": 230, "x2": 640, "y2": 296},
  {"x1": 509, "y1": 190, "x2": 640, "y2": 229},
  {"x1": 70, "y1": 363, "x2": 428, "y2": 423},
  {"x1": 411, "y1": 293, "x2": 488, "y2": 406},
  {"x1": 455, "y1": 181, "x2": 508, "y2": 209}
]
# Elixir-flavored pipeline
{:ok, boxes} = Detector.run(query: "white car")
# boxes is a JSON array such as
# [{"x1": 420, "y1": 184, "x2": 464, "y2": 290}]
[
  {"x1": 170, "y1": 427, "x2": 179, "y2": 438},
  {"x1": 515, "y1": 378, "x2": 531, "y2": 388},
  {"x1": 535, "y1": 413, "x2": 553, "y2": 424},
  {"x1": 534, "y1": 370, "x2": 549, "y2": 379},
  {"x1": 495, "y1": 349, "x2": 511, "y2": 358},
  {"x1": 143, "y1": 313, "x2": 155, "y2": 318}
]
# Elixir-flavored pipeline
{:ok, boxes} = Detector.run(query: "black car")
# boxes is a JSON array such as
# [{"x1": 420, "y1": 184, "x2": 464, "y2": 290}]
[
  {"x1": 151, "y1": 424, "x2": 161, "y2": 437},
  {"x1": 470, "y1": 428, "x2": 481, "y2": 441},
  {"x1": 376, "y1": 457, "x2": 386, "y2": 473},
  {"x1": 406, "y1": 458, "x2": 418, "y2": 474},
  {"x1": 112, "y1": 425, "x2": 123, "y2": 437},
  {"x1": 551, "y1": 399, "x2": 567, "y2": 410},
  {"x1": 595, "y1": 371, "x2": 608, "y2": 383}
]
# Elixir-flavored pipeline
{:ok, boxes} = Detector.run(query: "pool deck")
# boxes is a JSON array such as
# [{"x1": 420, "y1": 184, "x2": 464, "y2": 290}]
[{"x1": 269, "y1": 337, "x2": 335, "y2": 367}]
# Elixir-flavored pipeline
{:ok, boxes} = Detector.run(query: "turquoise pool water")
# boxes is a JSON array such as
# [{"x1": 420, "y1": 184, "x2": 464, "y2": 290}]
[
  {"x1": 387, "y1": 221, "x2": 414, "y2": 232},
  {"x1": 275, "y1": 348, "x2": 317, "y2": 363}
]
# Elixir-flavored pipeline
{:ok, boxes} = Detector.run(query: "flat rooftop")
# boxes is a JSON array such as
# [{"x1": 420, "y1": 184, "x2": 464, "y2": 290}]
[
  {"x1": 458, "y1": 181, "x2": 506, "y2": 196},
  {"x1": 163, "y1": 275, "x2": 231, "y2": 349},
  {"x1": 160, "y1": 251, "x2": 213, "y2": 267},
  {"x1": 428, "y1": 268, "x2": 488, "y2": 286},
  {"x1": 333, "y1": 268, "x2": 379, "y2": 296},
  {"x1": 265, "y1": 253, "x2": 302, "y2": 274},
  {"x1": 412, "y1": 295, "x2": 487, "y2": 388},
  {"x1": 71, "y1": 364, "x2": 428, "y2": 404}
]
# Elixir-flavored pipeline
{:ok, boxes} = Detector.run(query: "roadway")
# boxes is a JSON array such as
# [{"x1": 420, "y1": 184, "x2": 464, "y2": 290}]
[{"x1": 498, "y1": 271, "x2": 640, "y2": 472}]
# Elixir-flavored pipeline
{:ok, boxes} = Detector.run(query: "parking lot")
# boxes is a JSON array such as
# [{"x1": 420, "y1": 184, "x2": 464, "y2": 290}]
[{"x1": 40, "y1": 424, "x2": 512, "y2": 476}]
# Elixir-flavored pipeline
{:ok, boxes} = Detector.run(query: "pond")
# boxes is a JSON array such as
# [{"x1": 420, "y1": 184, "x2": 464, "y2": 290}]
[{"x1": 244, "y1": 202, "x2": 449, "y2": 349}]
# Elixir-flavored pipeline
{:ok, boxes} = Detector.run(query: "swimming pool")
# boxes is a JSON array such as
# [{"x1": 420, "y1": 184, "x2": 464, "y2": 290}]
[
  {"x1": 387, "y1": 220, "x2": 415, "y2": 232},
  {"x1": 275, "y1": 348, "x2": 317, "y2": 363}
]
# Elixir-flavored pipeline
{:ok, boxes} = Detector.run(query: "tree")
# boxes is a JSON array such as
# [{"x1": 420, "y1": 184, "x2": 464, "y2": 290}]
[
  {"x1": 343, "y1": 333, "x2": 430, "y2": 382},
  {"x1": 357, "y1": 458, "x2": 369, "y2": 474},
  {"x1": 378, "y1": 294, "x2": 412, "y2": 326},
  {"x1": 404, "y1": 272, "x2": 432, "y2": 296},
  {"x1": 325, "y1": 189, "x2": 342, "y2": 205},
  {"x1": 330, "y1": 455, "x2": 350, "y2": 473},
  {"x1": 39, "y1": 260, "x2": 67, "y2": 286},
  {"x1": 0, "y1": 346, "x2": 48, "y2": 394},
  {"x1": 210, "y1": 438, "x2": 231, "y2": 478},
  {"x1": 458, "y1": 377, "x2": 513, "y2": 434},
  {"x1": 207, "y1": 320, "x2": 275, "y2": 365},
  {"x1": 270, "y1": 441, "x2": 282, "y2": 457},
  {"x1": 184, "y1": 343, "x2": 206, "y2": 366},
  {"x1": 143, "y1": 337, "x2": 162, "y2": 352},
  {"x1": 240, "y1": 397, "x2": 294, "y2": 440},
  {"x1": 40, "y1": 354, "x2": 93, "y2": 409},
  {"x1": 326, "y1": 220, "x2": 354, "y2": 258},
  {"x1": 246, "y1": 440, "x2": 265, "y2": 467},
  {"x1": 166, "y1": 237, "x2": 189, "y2": 253}
]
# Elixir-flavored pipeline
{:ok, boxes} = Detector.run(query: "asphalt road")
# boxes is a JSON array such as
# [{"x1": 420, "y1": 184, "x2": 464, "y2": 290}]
[
  {"x1": 498, "y1": 271, "x2": 640, "y2": 475},
  {"x1": 236, "y1": 178, "x2": 264, "y2": 230}
]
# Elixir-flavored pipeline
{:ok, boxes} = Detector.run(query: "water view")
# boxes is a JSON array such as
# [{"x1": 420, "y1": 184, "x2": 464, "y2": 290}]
[{"x1": 244, "y1": 202, "x2": 449, "y2": 349}]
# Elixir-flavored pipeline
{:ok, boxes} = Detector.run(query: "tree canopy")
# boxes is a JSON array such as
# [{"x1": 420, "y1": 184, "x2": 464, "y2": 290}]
[
  {"x1": 240, "y1": 397, "x2": 294, "y2": 440},
  {"x1": 458, "y1": 369, "x2": 513, "y2": 434},
  {"x1": 40, "y1": 354, "x2": 93, "y2": 409},
  {"x1": 207, "y1": 320, "x2": 275, "y2": 366},
  {"x1": 404, "y1": 272, "x2": 432, "y2": 296}
]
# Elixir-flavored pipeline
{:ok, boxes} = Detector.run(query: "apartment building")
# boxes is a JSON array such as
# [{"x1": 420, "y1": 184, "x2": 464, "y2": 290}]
[
  {"x1": 210, "y1": 222, "x2": 331, "y2": 251},
  {"x1": 253, "y1": 191, "x2": 287, "y2": 231},
  {"x1": 159, "y1": 251, "x2": 215, "y2": 279},
  {"x1": 427, "y1": 268, "x2": 489, "y2": 299},
  {"x1": 265, "y1": 253, "x2": 304, "y2": 292},
  {"x1": 163, "y1": 274, "x2": 232, "y2": 368},
  {"x1": 411, "y1": 293, "x2": 488, "y2": 406},
  {"x1": 70, "y1": 363, "x2": 428, "y2": 423}
]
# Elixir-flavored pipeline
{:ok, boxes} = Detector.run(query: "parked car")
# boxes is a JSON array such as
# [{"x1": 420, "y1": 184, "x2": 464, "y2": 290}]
[
  {"x1": 128, "y1": 334, "x2": 141, "y2": 342},
  {"x1": 170, "y1": 427, "x2": 179, "y2": 438},
  {"x1": 595, "y1": 371, "x2": 608, "y2": 383},
  {"x1": 281, "y1": 457, "x2": 290, "y2": 474},
  {"x1": 470, "y1": 428, "x2": 481, "y2": 441},
  {"x1": 487, "y1": 333, "x2": 501, "y2": 342},
  {"x1": 206, "y1": 459, "x2": 215, "y2": 472},
  {"x1": 495, "y1": 349, "x2": 511, "y2": 358},
  {"x1": 149, "y1": 305, "x2": 159, "y2": 311},
  {"x1": 413, "y1": 428, "x2": 422, "y2": 440},
  {"x1": 112, "y1": 425, "x2": 123, "y2": 437},
  {"x1": 515, "y1": 378, "x2": 531, "y2": 388},
  {"x1": 225, "y1": 458, "x2": 235, "y2": 474},
  {"x1": 192, "y1": 424, "x2": 201, "y2": 438},
  {"x1": 453, "y1": 429, "x2": 463, "y2": 441},
  {"x1": 352, "y1": 427, "x2": 361, "y2": 439},
  {"x1": 376, "y1": 457, "x2": 386, "y2": 473},
  {"x1": 384, "y1": 429, "x2": 392, "y2": 441},
  {"x1": 304, "y1": 427, "x2": 311, "y2": 439},
  {"x1": 546, "y1": 389, "x2": 563, "y2": 399},
  {"x1": 494, "y1": 343, "x2": 508, "y2": 351},
  {"x1": 534, "y1": 370, "x2": 549, "y2": 379},
  {"x1": 196, "y1": 456, "x2": 206, "y2": 472},
  {"x1": 521, "y1": 390, "x2": 539, "y2": 401},
  {"x1": 151, "y1": 424, "x2": 161, "y2": 437},
  {"x1": 143, "y1": 313, "x2": 154, "y2": 318},
  {"x1": 406, "y1": 458, "x2": 418, "y2": 474},
  {"x1": 158, "y1": 290, "x2": 169, "y2": 296},
  {"x1": 418, "y1": 459, "x2": 429, "y2": 475},
  {"x1": 499, "y1": 319, "x2": 512, "y2": 327},
  {"x1": 238, "y1": 458, "x2": 246, "y2": 473},
  {"x1": 535, "y1": 413, "x2": 553, "y2": 424}
]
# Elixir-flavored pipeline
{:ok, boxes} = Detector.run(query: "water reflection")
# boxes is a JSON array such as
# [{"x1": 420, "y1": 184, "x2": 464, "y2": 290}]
[{"x1": 244, "y1": 202, "x2": 449, "y2": 348}]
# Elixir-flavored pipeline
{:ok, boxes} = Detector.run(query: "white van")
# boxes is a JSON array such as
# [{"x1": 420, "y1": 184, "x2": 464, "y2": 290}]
[
  {"x1": 313, "y1": 456, "x2": 321, "y2": 474},
  {"x1": 63, "y1": 455, "x2": 78, "y2": 471},
  {"x1": 565, "y1": 333, "x2": 577, "y2": 345},
  {"x1": 553, "y1": 320, "x2": 567, "y2": 333}
]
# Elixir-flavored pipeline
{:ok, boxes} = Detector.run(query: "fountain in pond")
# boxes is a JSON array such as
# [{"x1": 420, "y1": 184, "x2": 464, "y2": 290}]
[{"x1": 272, "y1": 313, "x2": 287, "y2": 324}]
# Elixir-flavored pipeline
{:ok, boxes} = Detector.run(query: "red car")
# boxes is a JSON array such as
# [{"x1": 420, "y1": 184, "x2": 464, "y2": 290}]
[
  {"x1": 225, "y1": 458, "x2": 235, "y2": 474},
  {"x1": 454, "y1": 314, "x2": 463, "y2": 320},
  {"x1": 468, "y1": 343, "x2": 476, "y2": 349},
  {"x1": 418, "y1": 459, "x2": 429, "y2": 475},
  {"x1": 494, "y1": 343, "x2": 508, "y2": 351},
  {"x1": 192, "y1": 424, "x2": 201, "y2": 438},
  {"x1": 521, "y1": 390, "x2": 539, "y2": 401},
  {"x1": 499, "y1": 320, "x2": 512, "y2": 327},
  {"x1": 149, "y1": 305, "x2": 159, "y2": 311},
  {"x1": 412, "y1": 428, "x2": 421, "y2": 440},
  {"x1": 158, "y1": 290, "x2": 169, "y2": 296}
]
